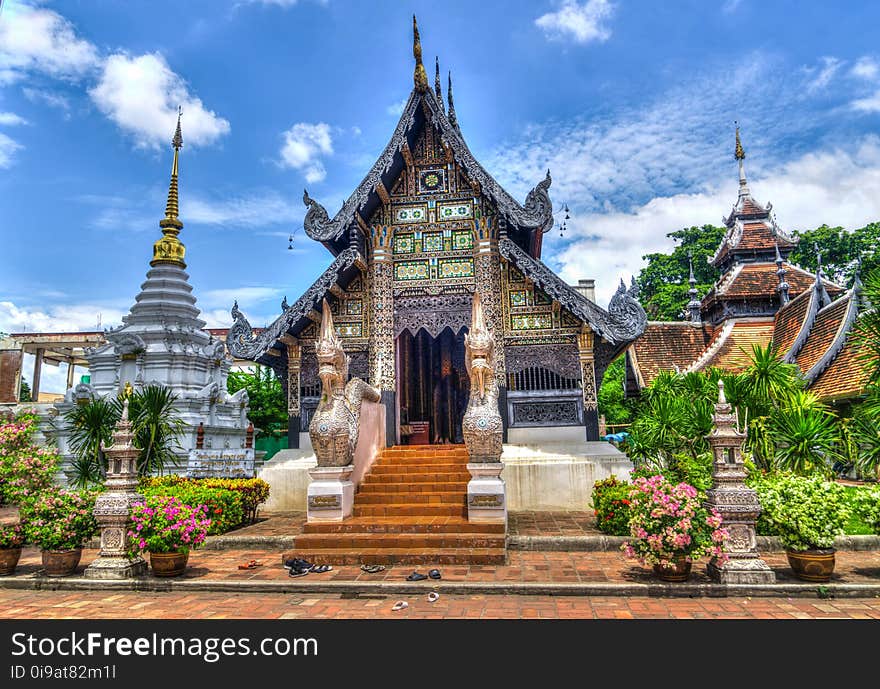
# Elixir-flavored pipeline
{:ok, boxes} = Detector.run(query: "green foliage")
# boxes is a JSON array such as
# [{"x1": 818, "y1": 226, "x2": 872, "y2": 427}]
[
  {"x1": 751, "y1": 473, "x2": 850, "y2": 550},
  {"x1": 597, "y1": 357, "x2": 634, "y2": 425},
  {"x1": 62, "y1": 385, "x2": 185, "y2": 487},
  {"x1": 227, "y1": 365, "x2": 286, "y2": 436},
  {"x1": 20, "y1": 490, "x2": 98, "y2": 551},
  {"x1": 850, "y1": 485, "x2": 880, "y2": 535},
  {"x1": 141, "y1": 476, "x2": 270, "y2": 524},
  {"x1": 789, "y1": 223, "x2": 880, "y2": 285},
  {"x1": 770, "y1": 393, "x2": 839, "y2": 474},
  {"x1": 0, "y1": 410, "x2": 61, "y2": 505},
  {"x1": 590, "y1": 477, "x2": 632, "y2": 535},
  {"x1": 140, "y1": 483, "x2": 244, "y2": 535},
  {"x1": 636, "y1": 225, "x2": 725, "y2": 320},
  {"x1": 855, "y1": 268, "x2": 880, "y2": 386},
  {"x1": 18, "y1": 381, "x2": 31, "y2": 403}
]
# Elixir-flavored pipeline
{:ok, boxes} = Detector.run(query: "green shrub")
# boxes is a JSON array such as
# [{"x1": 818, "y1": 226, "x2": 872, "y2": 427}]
[
  {"x1": 140, "y1": 484, "x2": 243, "y2": 535},
  {"x1": 20, "y1": 490, "x2": 98, "y2": 551},
  {"x1": 752, "y1": 473, "x2": 850, "y2": 550},
  {"x1": 590, "y1": 477, "x2": 633, "y2": 536},
  {"x1": 850, "y1": 485, "x2": 880, "y2": 535},
  {"x1": 140, "y1": 477, "x2": 269, "y2": 524}
]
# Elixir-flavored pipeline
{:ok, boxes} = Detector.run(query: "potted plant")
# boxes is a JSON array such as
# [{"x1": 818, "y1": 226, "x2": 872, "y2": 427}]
[
  {"x1": 622, "y1": 474, "x2": 729, "y2": 581},
  {"x1": 0, "y1": 523, "x2": 24, "y2": 575},
  {"x1": 128, "y1": 495, "x2": 211, "y2": 577},
  {"x1": 20, "y1": 490, "x2": 98, "y2": 576},
  {"x1": 756, "y1": 474, "x2": 849, "y2": 582}
]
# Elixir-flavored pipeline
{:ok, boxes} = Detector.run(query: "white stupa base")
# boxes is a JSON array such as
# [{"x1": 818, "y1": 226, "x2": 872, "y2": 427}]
[{"x1": 306, "y1": 465, "x2": 354, "y2": 522}]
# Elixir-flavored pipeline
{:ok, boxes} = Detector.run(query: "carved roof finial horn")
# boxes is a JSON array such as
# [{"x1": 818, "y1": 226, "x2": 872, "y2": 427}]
[
  {"x1": 434, "y1": 56, "x2": 444, "y2": 109},
  {"x1": 735, "y1": 121, "x2": 750, "y2": 197},
  {"x1": 447, "y1": 71, "x2": 459, "y2": 130},
  {"x1": 412, "y1": 15, "x2": 428, "y2": 92},
  {"x1": 734, "y1": 121, "x2": 745, "y2": 161},
  {"x1": 471, "y1": 291, "x2": 486, "y2": 333}
]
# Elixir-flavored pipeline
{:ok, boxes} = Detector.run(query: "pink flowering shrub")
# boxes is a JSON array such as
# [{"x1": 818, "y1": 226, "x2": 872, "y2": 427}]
[
  {"x1": 20, "y1": 490, "x2": 98, "y2": 551},
  {"x1": 0, "y1": 410, "x2": 60, "y2": 505},
  {"x1": 128, "y1": 496, "x2": 211, "y2": 555},
  {"x1": 622, "y1": 474, "x2": 729, "y2": 569},
  {"x1": 0, "y1": 523, "x2": 24, "y2": 549}
]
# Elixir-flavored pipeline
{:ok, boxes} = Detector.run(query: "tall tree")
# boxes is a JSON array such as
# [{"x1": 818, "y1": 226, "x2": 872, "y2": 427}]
[
  {"x1": 789, "y1": 223, "x2": 880, "y2": 285},
  {"x1": 227, "y1": 365, "x2": 286, "y2": 435},
  {"x1": 636, "y1": 225, "x2": 725, "y2": 320}
]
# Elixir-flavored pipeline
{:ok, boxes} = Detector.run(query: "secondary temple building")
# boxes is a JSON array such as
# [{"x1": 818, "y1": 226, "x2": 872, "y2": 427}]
[
  {"x1": 626, "y1": 128, "x2": 872, "y2": 404},
  {"x1": 227, "y1": 20, "x2": 647, "y2": 458}
]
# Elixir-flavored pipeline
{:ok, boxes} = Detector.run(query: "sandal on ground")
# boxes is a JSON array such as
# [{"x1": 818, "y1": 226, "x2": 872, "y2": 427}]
[
  {"x1": 309, "y1": 564, "x2": 332, "y2": 574},
  {"x1": 427, "y1": 592, "x2": 440, "y2": 603},
  {"x1": 406, "y1": 571, "x2": 428, "y2": 581},
  {"x1": 391, "y1": 601, "x2": 409, "y2": 611},
  {"x1": 238, "y1": 559, "x2": 263, "y2": 570},
  {"x1": 428, "y1": 569, "x2": 442, "y2": 580},
  {"x1": 361, "y1": 564, "x2": 386, "y2": 574}
]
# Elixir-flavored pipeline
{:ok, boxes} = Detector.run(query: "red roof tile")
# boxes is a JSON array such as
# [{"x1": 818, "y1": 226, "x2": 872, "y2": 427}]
[
  {"x1": 693, "y1": 319, "x2": 776, "y2": 372},
  {"x1": 809, "y1": 335, "x2": 874, "y2": 400},
  {"x1": 772, "y1": 288, "x2": 814, "y2": 357},
  {"x1": 795, "y1": 296, "x2": 851, "y2": 375},
  {"x1": 629, "y1": 322, "x2": 715, "y2": 386}
]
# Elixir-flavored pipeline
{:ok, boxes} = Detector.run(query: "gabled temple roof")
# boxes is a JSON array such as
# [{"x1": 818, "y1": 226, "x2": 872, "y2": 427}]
[
  {"x1": 687, "y1": 318, "x2": 777, "y2": 373},
  {"x1": 701, "y1": 261, "x2": 842, "y2": 308},
  {"x1": 628, "y1": 322, "x2": 716, "y2": 387},
  {"x1": 302, "y1": 21, "x2": 553, "y2": 258}
]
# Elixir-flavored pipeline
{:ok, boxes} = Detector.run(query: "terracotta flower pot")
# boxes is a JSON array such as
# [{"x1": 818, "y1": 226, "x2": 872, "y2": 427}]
[
  {"x1": 0, "y1": 547, "x2": 22, "y2": 576},
  {"x1": 41, "y1": 548, "x2": 83, "y2": 577},
  {"x1": 786, "y1": 548, "x2": 836, "y2": 583},
  {"x1": 653, "y1": 557, "x2": 692, "y2": 582},
  {"x1": 150, "y1": 551, "x2": 189, "y2": 577}
]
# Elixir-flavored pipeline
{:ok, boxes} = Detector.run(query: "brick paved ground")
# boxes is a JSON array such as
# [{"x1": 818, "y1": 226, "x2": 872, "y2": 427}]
[
  {"x1": 1, "y1": 588, "x2": 879, "y2": 619},
  {"x1": 6, "y1": 546, "x2": 880, "y2": 585}
]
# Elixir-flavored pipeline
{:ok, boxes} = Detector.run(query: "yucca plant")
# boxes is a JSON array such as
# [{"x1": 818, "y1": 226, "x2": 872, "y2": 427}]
[
  {"x1": 738, "y1": 342, "x2": 803, "y2": 417},
  {"x1": 119, "y1": 385, "x2": 185, "y2": 476},
  {"x1": 770, "y1": 403, "x2": 839, "y2": 475}
]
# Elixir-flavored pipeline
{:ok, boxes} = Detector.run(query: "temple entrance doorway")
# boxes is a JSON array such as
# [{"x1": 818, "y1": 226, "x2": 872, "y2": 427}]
[{"x1": 395, "y1": 327, "x2": 469, "y2": 445}]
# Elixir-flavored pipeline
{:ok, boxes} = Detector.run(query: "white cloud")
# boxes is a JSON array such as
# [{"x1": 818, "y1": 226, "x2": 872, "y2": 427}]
[
  {"x1": 185, "y1": 191, "x2": 302, "y2": 227},
  {"x1": 0, "y1": 132, "x2": 22, "y2": 168},
  {"x1": 279, "y1": 122, "x2": 333, "y2": 183},
  {"x1": 0, "y1": 301, "x2": 125, "y2": 334},
  {"x1": 22, "y1": 86, "x2": 71, "y2": 113},
  {"x1": 386, "y1": 98, "x2": 408, "y2": 117},
  {"x1": 535, "y1": 0, "x2": 614, "y2": 45},
  {"x1": 200, "y1": 287, "x2": 284, "y2": 310},
  {"x1": 0, "y1": 112, "x2": 27, "y2": 126},
  {"x1": 554, "y1": 137, "x2": 880, "y2": 305},
  {"x1": 805, "y1": 56, "x2": 843, "y2": 94},
  {"x1": 851, "y1": 91, "x2": 880, "y2": 113},
  {"x1": 0, "y1": 2, "x2": 99, "y2": 84},
  {"x1": 851, "y1": 56, "x2": 879, "y2": 81},
  {"x1": 89, "y1": 52, "x2": 230, "y2": 149}
]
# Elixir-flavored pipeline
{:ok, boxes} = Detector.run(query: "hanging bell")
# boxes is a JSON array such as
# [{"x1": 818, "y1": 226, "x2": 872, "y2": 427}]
[{"x1": 287, "y1": 233, "x2": 293, "y2": 250}]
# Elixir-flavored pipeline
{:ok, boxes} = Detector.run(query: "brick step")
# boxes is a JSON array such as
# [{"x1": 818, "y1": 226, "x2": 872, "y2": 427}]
[
  {"x1": 302, "y1": 517, "x2": 505, "y2": 534},
  {"x1": 382, "y1": 445, "x2": 466, "y2": 452},
  {"x1": 369, "y1": 463, "x2": 468, "y2": 474},
  {"x1": 361, "y1": 472, "x2": 472, "y2": 484},
  {"x1": 375, "y1": 455, "x2": 469, "y2": 465},
  {"x1": 357, "y1": 481, "x2": 468, "y2": 494},
  {"x1": 353, "y1": 504, "x2": 468, "y2": 518},
  {"x1": 294, "y1": 533, "x2": 506, "y2": 550},
  {"x1": 355, "y1": 491, "x2": 465, "y2": 505},
  {"x1": 284, "y1": 548, "x2": 507, "y2": 566}
]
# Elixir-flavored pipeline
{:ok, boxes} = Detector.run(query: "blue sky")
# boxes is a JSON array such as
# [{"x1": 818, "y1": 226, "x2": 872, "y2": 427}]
[{"x1": 2, "y1": 0, "x2": 880, "y2": 392}]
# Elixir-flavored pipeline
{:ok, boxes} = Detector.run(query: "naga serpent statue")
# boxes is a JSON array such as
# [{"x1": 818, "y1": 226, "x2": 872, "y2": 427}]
[
  {"x1": 461, "y1": 292, "x2": 503, "y2": 463},
  {"x1": 309, "y1": 299, "x2": 381, "y2": 467}
]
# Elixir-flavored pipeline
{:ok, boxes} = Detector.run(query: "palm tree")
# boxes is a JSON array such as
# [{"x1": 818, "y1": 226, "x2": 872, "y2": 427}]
[
  {"x1": 119, "y1": 385, "x2": 185, "y2": 476},
  {"x1": 770, "y1": 402, "x2": 839, "y2": 475},
  {"x1": 739, "y1": 342, "x2": 803, "y2": 417},
  {"x1": 62, "y1": 397, "x2": 119, "y2": 488}
]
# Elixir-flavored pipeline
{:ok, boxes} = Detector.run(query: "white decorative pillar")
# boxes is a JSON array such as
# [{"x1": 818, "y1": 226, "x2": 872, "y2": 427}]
[
  {"x1": 306, "y1": 465, "x2": 355, "y2": 522},
  {"x1": 85, "y1": 400, "x2": 147, "y2": 579},
  {"x1": 706, "y1": 380, "x2": 775, "y2": 584},
  {"x1": 369, "y1": 224, "x2": 397, "y2": 445}
]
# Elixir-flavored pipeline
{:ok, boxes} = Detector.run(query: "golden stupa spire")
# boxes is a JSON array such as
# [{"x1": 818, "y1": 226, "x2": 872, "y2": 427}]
[
  {"x1": 735, "y1": 122, "x2": 745, "y2": 161},
  {"x1": 151, "y1": 107, "x2": 186, "y2": 268},
  {"x1": 412, "y1": 15, "x2": 429, "y2": 92}
]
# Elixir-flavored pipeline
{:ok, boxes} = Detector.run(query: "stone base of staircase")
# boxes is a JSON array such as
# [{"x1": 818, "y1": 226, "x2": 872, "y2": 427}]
[{"x1": 285, "y1": 445, "x2": 507, "y2": 565}]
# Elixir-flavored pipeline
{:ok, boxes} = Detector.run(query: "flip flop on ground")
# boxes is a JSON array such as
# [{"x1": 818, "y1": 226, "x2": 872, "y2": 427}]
[
  {"x1": 360, "y1": 564, "x2": 386, "y2": 574},
  {"x1": 406, "y1": 571, "x2": 428, "y2": 581},
  {"x1": 428, "y1": 569, "x2": 442, "y2": 580},
  {"x1": 391, "y1": 601, "x2": 409, "y2": 611}
]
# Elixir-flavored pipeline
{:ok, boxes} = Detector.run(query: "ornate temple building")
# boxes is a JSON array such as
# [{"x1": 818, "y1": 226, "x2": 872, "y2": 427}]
[
  {"x1": 228, "y1": 18, "x2": 647, "y2": 452},
  {"x1": 53, "y1": 115, "x2": 251, "y2": 463},
  {"x1": 626, "y1": 129, "x2": 872, "y2": 405}
]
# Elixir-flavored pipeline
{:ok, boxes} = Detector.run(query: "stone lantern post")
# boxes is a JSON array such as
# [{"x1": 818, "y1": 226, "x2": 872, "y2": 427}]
[
  {"x1": 84, "y1": 400, "x2": 147, "y2": 579},
  {"x1": 705, "y1": 380, "x2": 774, "y2": 584}
]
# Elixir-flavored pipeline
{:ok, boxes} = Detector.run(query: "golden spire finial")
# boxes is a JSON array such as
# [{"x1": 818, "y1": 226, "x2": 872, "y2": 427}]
[
  {"x1": 412, "y1": 15, "x2": 428, "y2": 92},
  {"x1": 434, "y1": 56, "x2": 444, "y2": 108},
  {"x1": 152, "y1": 107, "x2": 186, "y2": 268},
  {"x1": 734, "y1": 121, "x2": 745, "y2": 160}
]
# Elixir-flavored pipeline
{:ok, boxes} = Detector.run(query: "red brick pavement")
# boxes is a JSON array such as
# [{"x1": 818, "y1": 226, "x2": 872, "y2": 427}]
[
  {"x1": 6, "y1": 546, "x2": 880, "y2": 585},
  {"x1": 1, "y1": 588, "x2": 879, "y2": 619}
]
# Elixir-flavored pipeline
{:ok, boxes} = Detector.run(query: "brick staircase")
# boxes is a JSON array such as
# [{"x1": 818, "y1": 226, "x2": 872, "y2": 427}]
[{"x1": 288, "y1": 444, "x2": 507, "y2": 565}]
